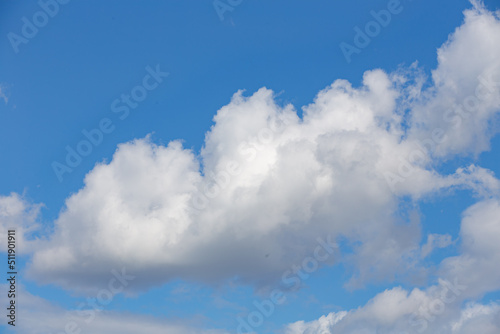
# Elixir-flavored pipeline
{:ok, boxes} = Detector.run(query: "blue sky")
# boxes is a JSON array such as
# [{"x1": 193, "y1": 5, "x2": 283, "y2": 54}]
[{"x1": 1, "y1": 0, "x2": 500, "y2": 333}]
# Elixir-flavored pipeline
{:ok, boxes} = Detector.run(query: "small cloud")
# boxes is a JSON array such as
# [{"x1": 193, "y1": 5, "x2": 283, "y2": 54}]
[
  {"x1": 0, "y1": 84, "x2": 9, "y2": 104},
  {"x1": 421, "y1": 233, "x2": 453, "y2": 258},
  {"x1": 171, "y1": 284, "x2": 191, "y2": 295}
]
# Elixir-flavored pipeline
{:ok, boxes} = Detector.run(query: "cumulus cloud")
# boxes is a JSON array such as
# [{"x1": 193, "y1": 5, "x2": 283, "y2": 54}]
[
  {"x1": 0, "y1": 193, "x2": 43, "y2": 254},
  {"x1": 285, "y1": 311, "x2": 347, "y2": 334},
  {"x1": 25, "y1": 1, "x2": 500, "y2": 294},
  {"x1": 407, "y1": 1, "x2": 500, "y2": 158},
  {"x1": 284, "y1": 286, "x2": 500, "y2": 334},
  {"x1": 440, "y1": 198, "x2": 500, "y2": 298},
  {"x1": 285, "y1": 194, "x2": 500, "y2": 333}
]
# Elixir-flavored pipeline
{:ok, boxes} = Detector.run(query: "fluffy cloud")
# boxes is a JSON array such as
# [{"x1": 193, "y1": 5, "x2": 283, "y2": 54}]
[
  {"x1": 440, "y1": 199, "x2": 500, "y2": 298},
  {"x1": 407, "y1": 1, "x2": 500, "y2": 158},
  {"x1": 284, "y1": 287, "x2": 500, "y2": 334},
  {"x1": 285, "y1": 195, "x2": 500, "y2": 333},
  {"x1": 26, "y1": 1, "x2": 500, "y2": 294},
  {"x1": 0, "y1": 193, "x2": 43, "y2": 254}
]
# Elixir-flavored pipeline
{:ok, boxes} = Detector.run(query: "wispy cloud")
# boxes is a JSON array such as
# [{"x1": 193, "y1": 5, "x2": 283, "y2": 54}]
[
  {"x1": 0, "y1": 284, "x2": 229, "y2": 334},
  {"x1": 0, "y1": 84, "x2": 8, "y2": 104}
]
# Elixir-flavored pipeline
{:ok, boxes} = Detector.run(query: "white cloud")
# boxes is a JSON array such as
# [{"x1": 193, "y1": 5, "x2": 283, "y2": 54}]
[
  {"x1": 407, "y1": 1, "x2": 500, "y2": 158},
  {"x1": 285, "y1": 195, "x2": 500, "y2": 333},
  {"x1": 285, "y1": 311, "x2": 347, "y2": 334},
  {"x1": 284, "y1": 286, "x2": 500, "y2": 334},
  {"x1": 24, "y1": 1, "x2": 500, "y2": 294},
  {"x1": 421, "y1": 233, "x2": 453, "y2": 258},
  {"x1": 0, "y1": 193, "x2": 43, "y2": 254},
  {"x1": 440, "y1": 198, "x2": 500, "y2": 298}
]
